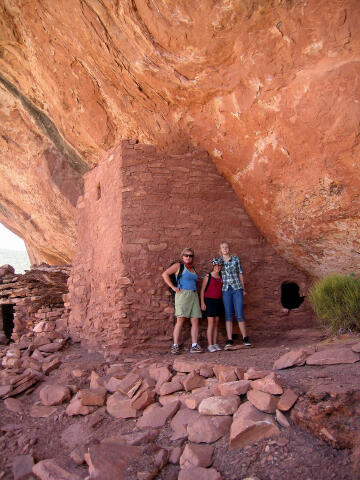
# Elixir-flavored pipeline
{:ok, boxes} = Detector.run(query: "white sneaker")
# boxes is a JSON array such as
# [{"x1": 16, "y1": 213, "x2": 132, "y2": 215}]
[
  {"x1": 190, "y1": 344, "x2": 203, "y2": 353},
  {"x1": 213, "y1": 344, "x2": 221, "y2": 351},
  {"x1": 207, "y1": 345, "x2": 217, "y2": 353}
]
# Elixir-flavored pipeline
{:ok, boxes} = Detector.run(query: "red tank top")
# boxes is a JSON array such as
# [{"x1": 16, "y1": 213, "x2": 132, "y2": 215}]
[{"x1": 205, "y1": 275, "x2": 223, "y2": 299}]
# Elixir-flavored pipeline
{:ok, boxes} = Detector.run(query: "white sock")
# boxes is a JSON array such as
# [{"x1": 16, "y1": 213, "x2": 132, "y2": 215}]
[
  {"x1": 192, "y1": 343, "x2": 197, "y2": 347},
  {"x1": 173, "y1": 344, "x2": 178, "y2": 347}
]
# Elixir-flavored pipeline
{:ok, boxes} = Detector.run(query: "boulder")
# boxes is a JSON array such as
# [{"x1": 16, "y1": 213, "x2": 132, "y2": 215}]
[
  {"x1": 106, "y1": 392, "x2": 138, "y2": 418},
  {"x1": 170, "y1": 407, "x2": 201, "y2": 439},
  {"x1": 32, "y1": 459, "x2": 80, "y2": 480},
  {"x1": 212, "y1": 365, "x2": 238, "y2": 383},
  {"x1": 218, "y1": 380, "x2": 250, "y2": 396},
  {"x1": 105, "y1": 376, "x2": 125, "y2": 393},
  {"x1": 183, "y1": 372, "x2": 206, "y2": 392},
  {"x1": 66, "y1": 393, "x2": 97, "y2": 416},
  {"x1": 39, "y1": 384, "x2": 71, "y2": 406},
  {"x1": 148, "y1": 364, "x2": 172, "y2": 384},
  {"x1": 277, "y1": 389, "x2": 298, "y2": 411},
  {"x1": 179, "y1": 443, "x2": 214, "y2": 469},
  {"x1": 85, "y1": 442, "x2": 144, "y2": 480},
  {"x1": 116, "y1": 373, "x2": 142, "y2": 397},
  {"x1": 137, "y1": 401, "x2": 180, "y2": 429},
  {"x1": 187, "y1": 415, "x2": 232, "y2": 443},
  {"x1": 273, "y1": 349, "x2": 310, "y2": 370},
  {"x1": 229, "y1": 401, "x2": 280, "y2": 449},
  {"x1": 4, "y1": 398, "x2": 24, "y2": 413},
  {"x1": 184, "y1": 387, "x2": 213, "y2": 410},
  {"x1": 79, "y1": 388, "x2": 107, "y2": 406},
  {"x1": 158, "y1": 381, "x2": 183, "y2": 396},
  {"x1": 199, "y1": 367, "x2": 214, "y2": 378},
  {"x1": 131, "y1": 388, "x2": 156, "y2": 410},
  {"x1": 251, "y1": 372, "x2": 283, "y2": 395},
  {"x1": 247, "y1": 389, "x2": 278, "y2": 414},
  {"x1": 306, "y1": 348, "x2": 359, "y2": 365},
  {"x1": 199, "y1": 395, "x2": 240, "y2": 416}
]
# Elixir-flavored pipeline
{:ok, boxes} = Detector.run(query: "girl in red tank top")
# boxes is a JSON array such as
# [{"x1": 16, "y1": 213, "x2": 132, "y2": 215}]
[{"x1": 200, "y1": 258, "x2": 224, "y2": 352}]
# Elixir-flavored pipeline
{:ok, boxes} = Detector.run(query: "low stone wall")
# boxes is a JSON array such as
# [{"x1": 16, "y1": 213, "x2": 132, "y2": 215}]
[
  {"x1": 0, "y1": 264, "x2": 70, "y2": 343},
  {"x1": 67, "y1": 141, "x2": 313, "y2": 357}
]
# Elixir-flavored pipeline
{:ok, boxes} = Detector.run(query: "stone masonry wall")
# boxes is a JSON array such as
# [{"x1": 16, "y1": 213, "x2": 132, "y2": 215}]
[{"x1": 67, "y1": 141, "x2": 313, "y2": 357}]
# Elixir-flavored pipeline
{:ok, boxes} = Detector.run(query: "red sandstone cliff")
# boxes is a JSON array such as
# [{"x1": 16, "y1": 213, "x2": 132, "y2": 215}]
[{"x1": 0, "y1": 0, "x2": 359, "y2": 276}]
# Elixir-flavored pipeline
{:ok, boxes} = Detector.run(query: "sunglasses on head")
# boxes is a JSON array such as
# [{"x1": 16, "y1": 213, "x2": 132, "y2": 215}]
[{"x1": 183, "y1": 253, "x2": 194, "y2": 258}]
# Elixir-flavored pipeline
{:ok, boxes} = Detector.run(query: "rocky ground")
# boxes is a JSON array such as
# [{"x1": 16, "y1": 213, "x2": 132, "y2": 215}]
[{"x1": 0, "y1": 325, "x2": 359, "y2": 480}]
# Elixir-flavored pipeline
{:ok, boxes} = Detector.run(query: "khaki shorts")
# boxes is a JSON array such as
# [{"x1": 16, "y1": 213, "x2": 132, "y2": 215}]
[{"x1": 175, "y1": 290, "x2": 202, "y2": 319}]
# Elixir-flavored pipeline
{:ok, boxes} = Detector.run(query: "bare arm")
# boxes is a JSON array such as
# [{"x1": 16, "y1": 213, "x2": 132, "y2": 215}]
[
  {"x1": 239, "y1": 273, "x2": 246, "y2": 295},
  {"x1": 200, "y1": 275, "x2": 209, "y2": 310},
  {"x1": 162, "y1": 263, "x2": 181, "y2": 293},
  {"x1": 236, "y1": 256, "x2": 246, "y2": 295}
]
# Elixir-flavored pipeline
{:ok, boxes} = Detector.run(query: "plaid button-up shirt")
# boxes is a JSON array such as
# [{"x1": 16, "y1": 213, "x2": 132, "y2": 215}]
[{"x1": 220, "y1": 255, "x2": 243, "y2": 291}]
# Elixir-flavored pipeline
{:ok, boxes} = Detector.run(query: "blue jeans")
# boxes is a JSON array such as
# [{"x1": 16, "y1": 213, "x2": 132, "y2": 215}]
[{"x1": 223, "y1": 286, "x2": 245, "y2": 322}]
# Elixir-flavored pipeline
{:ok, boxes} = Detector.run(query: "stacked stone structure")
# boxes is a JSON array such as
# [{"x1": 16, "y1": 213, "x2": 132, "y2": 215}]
[
  {"x1": 67, "y1": 141, "x2": 313, "y2": 356},
  {"x1": 0, "y1": 264, "x2": 70, "y2": 343}
]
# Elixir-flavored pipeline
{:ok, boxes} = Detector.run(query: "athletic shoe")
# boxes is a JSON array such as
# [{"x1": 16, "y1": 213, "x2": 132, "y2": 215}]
[
  {"x1": 224, "y1": 339, "x2": 233, "y2": 350},
  {"x1": 213, "y1": 344, "x2": 222, "y2": 351},
  {"x1": 243, "y1": 337, "x2": 251, "y2": 346},
  {"x1": 171, "y1": 344, "x2": 180, "y2": 355},
  {"x1": 207, "y1": 345, "x2": 217, "y2": 353},
  {"x1": 190, "y1": 344, "x2": 203, "y2": 353}
]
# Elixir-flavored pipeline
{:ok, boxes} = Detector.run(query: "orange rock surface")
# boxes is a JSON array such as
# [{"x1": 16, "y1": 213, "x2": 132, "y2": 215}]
[{"x1": 1, "y1": 1, "x2": 360, "y2": 275}]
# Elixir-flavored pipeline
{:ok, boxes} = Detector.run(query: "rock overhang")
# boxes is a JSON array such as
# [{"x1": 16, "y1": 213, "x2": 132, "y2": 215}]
[{"x1": 0, "y1": 0, "x2": 359, "y2": 277}]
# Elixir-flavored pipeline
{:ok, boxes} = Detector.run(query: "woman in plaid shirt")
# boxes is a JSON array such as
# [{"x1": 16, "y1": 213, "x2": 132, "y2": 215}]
[{"x1": 219, "y1": 242, "x2": 251, "y2": 350}]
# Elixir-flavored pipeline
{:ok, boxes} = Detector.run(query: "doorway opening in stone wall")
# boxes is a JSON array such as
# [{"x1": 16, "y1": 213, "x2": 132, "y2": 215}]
[
  {"x1": 1, "y1": 304, "x2": 14, "y2": 341},
  {"x1": 281, "y1": 282, "x2": 304, "y2": 310}
]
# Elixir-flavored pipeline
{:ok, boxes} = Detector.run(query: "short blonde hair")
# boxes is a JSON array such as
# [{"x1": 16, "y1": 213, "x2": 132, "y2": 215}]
[
  {"x1": 219, "y1": 241, "x2": 229, "y2": 255},
  {"x1": 181, "y1": 247, "x2": 194, "y2": 257}
]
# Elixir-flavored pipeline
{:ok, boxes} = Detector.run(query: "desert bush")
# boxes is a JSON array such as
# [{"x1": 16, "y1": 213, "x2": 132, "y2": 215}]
[{"x1": 309, "y1": 273, "x2": 360, "y2": 334}]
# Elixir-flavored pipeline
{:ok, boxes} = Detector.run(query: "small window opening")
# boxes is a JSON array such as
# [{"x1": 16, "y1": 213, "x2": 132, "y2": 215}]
[
  {"x1": 97, "y1": 183, "x2": 101, "y2": 200},
  {"x1": 1, "y1": 304, "x2": 14, "y2": 341},
  {"x1": 281, "y1": 282, "x2": 304, "y2": 310}
]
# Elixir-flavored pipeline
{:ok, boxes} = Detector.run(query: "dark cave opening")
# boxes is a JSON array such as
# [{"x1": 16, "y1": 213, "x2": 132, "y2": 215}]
[
  {"x1": 281, "y1": 282, "x2": 304, "y2": 310},
  {"x1": 2, "y1": 304, "x2": 14, "y2": 340}
]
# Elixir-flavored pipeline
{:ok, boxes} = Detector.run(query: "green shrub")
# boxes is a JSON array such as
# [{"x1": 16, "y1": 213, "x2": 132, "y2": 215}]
[{"x1": 309, "y1": 273, "x2": 360, "y2": 334}]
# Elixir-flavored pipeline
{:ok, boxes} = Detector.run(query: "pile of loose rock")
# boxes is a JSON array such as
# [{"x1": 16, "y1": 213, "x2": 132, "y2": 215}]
[
  {"x1": 0, "y1": 334, "x2": 66, "y2": 399},
  {"x1": 9, "y1": 358, "x2": 300, "y2": 479},
  {"x1": 2, "y1": 336, "x2": 360, "y2": 479},
  {"x1": 0, "y1": 263, "x2": 70, "y2": 343}
]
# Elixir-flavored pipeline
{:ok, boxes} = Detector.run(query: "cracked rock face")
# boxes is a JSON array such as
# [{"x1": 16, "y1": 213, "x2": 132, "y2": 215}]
[{"x1": 1, "y1": 0, "x2": 360, "y2": 275}]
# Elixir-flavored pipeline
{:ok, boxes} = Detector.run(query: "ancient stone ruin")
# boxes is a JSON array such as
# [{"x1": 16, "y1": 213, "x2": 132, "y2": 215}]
[
  {"x1": 65, "y1": 141, "x2": 312, "y2": 355},
  {"x1": 0, "y1": 264, "x2": 70, "y2": 345}
]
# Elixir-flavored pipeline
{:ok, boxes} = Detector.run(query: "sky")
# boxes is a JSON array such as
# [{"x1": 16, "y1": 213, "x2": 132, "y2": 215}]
[{"x1": 0, "y1": 223, "x2": 27, "y2": 251}]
